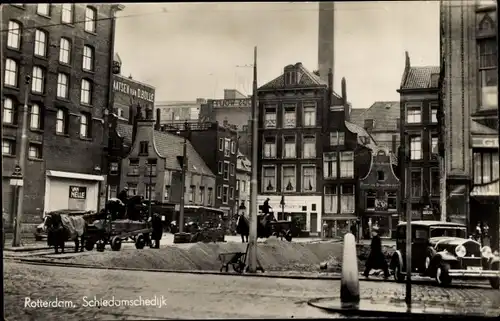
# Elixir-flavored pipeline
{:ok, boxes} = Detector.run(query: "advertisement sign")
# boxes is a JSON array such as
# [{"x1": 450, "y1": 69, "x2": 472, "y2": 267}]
[
  {"x1": 471, "y1": 136, "x2": 498, "y2": 148},
  {"x1": 210, "y1": 99, "x2": 251, "y2": 108},
  {"x1": 69, "y1": 186, "x2": 87, "y2": 210},
  {"x1": 113, "y1": 75, "x2": 155, "y2": 103}
]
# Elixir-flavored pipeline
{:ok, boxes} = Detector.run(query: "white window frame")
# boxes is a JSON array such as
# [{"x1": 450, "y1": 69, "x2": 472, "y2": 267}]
[
  {"x1": 7, "y1": 21, "x2": 21, "y2": 49},
  {"x1": 231, "y1": 140, "x2": 236, "y2": 154},
  {"x1": 57, "y1": 73, "x2": 69, "y2": 99},
  {"x1": 80, "y1": 114, "x2": 89, "y2": 137},
  {"x1": 3, "y1": 139, "x2": 15, "y2": 155},
  {"x1": 303, "y1": 103, "x2": 316, "y2": 127},
  {"x1": 208, "y1": 188, "x2": 213, "y2": 205},
  {"x1": 340, "y1": 151, "x2": 354, "y2": 178},
  {"x1": 431, "y1": 106, "x2": 438, "y2": 123},
  {"x1": 56, "y1": 109, "x2": 65, "y2": 134},
  {"x1": 30, "y1": 103, "x2": 41, "y2": 129},
  {"x1": 229, "y1": 186, "x2": 234, "y2": 200},
  {"x1": 224, "y1": 138, "x2": 231, "y2": 157},
  {"x1": 406, "y1": 104, "x2": 422, "y2": 124},
  {"x1": 263, "y1": 136, "x2": 277, "y2": 158},
  {"x1": 84, "y1": 6, "x2": 97, "y2": 33},
  {"x1": 340, "y1": 184, "x2": 355, "y2": 214},
  {"x1": 230, "y1": 163, "x2": 235, "y2": 176},
  {"x1": 323, "y1": 152, "x2": 337, "y2": 179},
  {"x1": 37, "y1": 4, "x2": 50, "y2": 16},
  {"x1": 329, "y1": 131, "x2": 345, "y2": 146},
  {"x1": 222, "y1": 185, "x2": 229, "y2": 204},
  {"x1": 223, "y1": 161, "x2": 230, "y2": 180},
  {"x1": 83, "y1": 45, "x2": 94, "y2": 71},
  {"x1": 478, "y1": 38, "x2": 497, "y2": 109},
  {"x1": 324, "y1": 185, "x2": 338, "y2": 214},
  {"x1": 61, "y1": 4, "x2": 73, "y2": 23},
  {"x1": 31, "y1": 66, "x2": 45, "y2": 94},
  {"x1": 283, "y1": 135, "x2": 296, "y2": 159},
  {"x1": 81, "y1": 79, "x2": 92, "y2": 104},
  {"x1": 283, "y1": 103, "x2": 296, "y2": 128},
  {"x1": 127, "y1": 183, "x2": 138, "y2": 197},
  {"x1": 301, "y1": 165, "x2": 316, "y2": 192},
  {"x1": 410, "y1": 168, "x2": 423, "y2": 198},
  {"x1": 199, "y1": 187, "x2": 205, "y2": 204},
  {"x1": 218, "y1": 138, "x2": 223, "y2": 151},
  {"x1": 34, "y1": 29, "x2": 47, "y2": 57},
  {"x1": 218, "y1": 161, "x2": 223, "y2": 174},
  {"x1": 264, "y1": 106, "x2": 277, "y2": 128},
  {"x1": 410, "y1": 135, "x2": 422, "y2": 160},
  {"x1": 302, "y1": 135, "x2": 316, "y2": 159},
  {"x1": 59, "y1": 38, "x2": 71, "y2": 64},
  {"x1": 28, "y1": 144, "x2": 42, "y2": 159},
  {"x1": 431, "y1": 135, "x2": 438, "y2": 155},
  {"x1": 217, "y1": 185, "x2": 222, "y2": 199},
  {"x1": 3, "y1": 97, "x2": 14, "y2": 124},
  {"x1": 4, "y1": 59, "x2": 18, "y2": 87},
  {"x1": 281, "y1": 165, "x2": 296, "y2": 192},
  {"x1": 262, "y1": 165, "x2": 276, "y2": 192}
]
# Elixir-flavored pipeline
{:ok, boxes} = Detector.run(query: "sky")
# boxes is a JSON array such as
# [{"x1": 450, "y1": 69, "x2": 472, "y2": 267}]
[{"x1": 114, "y1": 1, "x2": 440, "y2": 110}]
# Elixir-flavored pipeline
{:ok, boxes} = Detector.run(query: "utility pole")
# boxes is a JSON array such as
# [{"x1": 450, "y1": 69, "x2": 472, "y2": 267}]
[
  {"x1": 404, "y1": 133, "x2": 412, "y2": 307},
  {"x1": 248, "y1": 46, "x2": 259, "y2": 273},
  {"x1": 178, "y1": 122, "x2": 188, "y2": 233},
  {"x1": 496, "y1": 1, "x2": 499, "y2": 260},
  {"x1": 148, "y1": 161, "x2": 153, "y2": 219},
  {"x1": 12, "y1": 75, "x2": 31, "y2": 247}
]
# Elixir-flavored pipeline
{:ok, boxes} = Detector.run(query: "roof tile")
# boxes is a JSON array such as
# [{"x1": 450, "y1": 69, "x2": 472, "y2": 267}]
[
  {"x1": 402, "y1": 66, "x2": 440, "y2": 90},
  {"x1": 350, "y1": 102, "x2": 400, "y2": 132}
]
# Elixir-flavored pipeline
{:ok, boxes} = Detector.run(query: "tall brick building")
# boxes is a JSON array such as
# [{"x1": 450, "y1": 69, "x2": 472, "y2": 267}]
[{"x1": 2, "y1": 4, "x2": 121, "y2": 230}]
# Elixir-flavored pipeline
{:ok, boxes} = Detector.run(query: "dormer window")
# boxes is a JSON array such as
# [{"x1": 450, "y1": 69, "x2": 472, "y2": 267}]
[{"x1": 285, "y1": 71, "x2": 297, "y2": 85}]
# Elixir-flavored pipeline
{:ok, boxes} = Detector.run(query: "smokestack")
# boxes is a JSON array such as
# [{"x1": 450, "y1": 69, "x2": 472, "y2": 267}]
[
  {"x1": 318, "y1": 2, "x2": 335, "y2": 86},
  {"x1": 155, "y1": 108, "x2": 161, "y2": 130}
]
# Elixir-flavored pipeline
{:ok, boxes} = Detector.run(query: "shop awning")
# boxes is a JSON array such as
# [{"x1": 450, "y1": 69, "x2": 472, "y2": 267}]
[
  {"x1": 471, "y1": 180, "x2": 500, "y2": 197},
  {"x1": 471, "y1": 122, "x2": 498, "y2": 148},
  {"x1": 46, "y1": 170, "x2": 105, "y2": 181}
]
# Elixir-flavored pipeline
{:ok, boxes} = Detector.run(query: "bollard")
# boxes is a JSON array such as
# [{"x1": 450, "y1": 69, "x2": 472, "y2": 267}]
[{"x1": 340, "y1": 233, "x2": 360, "y2": 309}]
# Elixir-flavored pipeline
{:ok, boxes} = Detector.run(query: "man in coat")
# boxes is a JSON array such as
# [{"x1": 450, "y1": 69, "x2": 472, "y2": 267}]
[
  {"x1": 117, "y1": 187, "x2": 129, "y2": 205},
  {"x1": 363, "y1": 226, "x2": 389, "y2": 279},
  {"x1": 262, "y1": 198, "x2": 271, "y2": 215}
]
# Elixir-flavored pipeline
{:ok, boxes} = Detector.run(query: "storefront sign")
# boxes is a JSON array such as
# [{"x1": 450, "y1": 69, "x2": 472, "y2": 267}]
[
  {"x1": 69, "y1": 186, "x2": 87, "y2": 199},
  {"x1": 210, "y1": 99, "x2": 251, "y2": 108},
  {"x1": 360, "y1": 182, "x2": 399, "y2": 189},
  {"x1": 471, "y1": 137, "x2": 498, "y2": 148},
  {"x1": 113, "y1": 77, "x2": 155, "y2": 103}
]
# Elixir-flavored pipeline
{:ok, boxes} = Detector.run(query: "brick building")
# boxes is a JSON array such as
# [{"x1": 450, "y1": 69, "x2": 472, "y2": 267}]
[
  {"x1": 2, "y1": 4, "x2": 121, "y2": 230},
  {"x1": 159, "y1": 121, "x2": 239, "y2": 217},
  {"x1": 397, "y1": 52, "x2": 440, "y2": 221},
  {"x1": 441, "y1": 0, "x2": 498, "y2": 249}
]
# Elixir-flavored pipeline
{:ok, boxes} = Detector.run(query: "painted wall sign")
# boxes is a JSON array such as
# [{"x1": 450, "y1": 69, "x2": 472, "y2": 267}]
[
  {"x1": 210, "y1": 99, "x2": 251, "y2": 108},
  {"x1": 69, "y1": 186, "x2": 87, "y2": 199},
  {"x1": 471, "y1": 136, "x2": 498, "y2": 148},
  {"x1": 360, "y1": 182, "x2": 399, "y2": 189},
  {"x1": 113, "y1": 76, "x2": 155, "y2": 103}
]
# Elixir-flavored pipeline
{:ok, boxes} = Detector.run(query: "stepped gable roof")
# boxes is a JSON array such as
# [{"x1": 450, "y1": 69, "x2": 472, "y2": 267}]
[{"x1": 116, "y1": 123, "x2": 214, "y2": 177}]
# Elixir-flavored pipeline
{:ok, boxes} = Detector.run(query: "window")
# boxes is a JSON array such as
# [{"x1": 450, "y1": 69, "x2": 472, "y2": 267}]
[
  {"x1": 80, "y1": 114, "x2": 89, "y2": 137},
  {"x1": 388, "y1": 192, "x2": 397, "y2": 211},
  {"x1": 230, "y1": 163, "x2": 235, "y2": 176},
  {"x1": 236, "y1": 179, "x2": 240, "y2": 191},
  {"x1": 28, "y1": 144, "x2": 42, "y2": 159},
  {"x1": 223, "y1": 161, "x2": 230, "y2": 180},
  {"x1": 366, "y1": 191, "x2": 376, "y2": 210},
  {"x1": 283, "y1": 104, "x2": 296, "y2": 128},
  {"x1": 340, "y1": 184, "x2": 355, "y2": 213},
  {"x1": 406, "y1": 105, "x2": 421, "y2": 123},
  {"x1": 55, "y1": 109, "x2": 66, "y2": 134},
  {"x1": 145, "y1": 184, "x2": 156, "y2": 201},
  {"x1": 218, "y1": 138, "x2": 223, "y2": 151},
  {"x1": 61, "y1": 4, "x2": 73, "y2": 23},
  {"x1": 474, "y1": 152, "x2": 499, "y2": 184},
  {"x1": 4, "y1": 59, "x2": 18, "y2": 87},
  {"x1": 218, "y1": 161, "x2": 223, "y2": 174},
  {"x1": 323, "y1": 152, "x2": 337, "y2": 178},
  {"x1": 478, "y1": 38, "x2": 497, "y2": 109},
  {"x1": 285, "y1": 71, "x2": 297, "y2": 85},
  {"x1": 222, "y1": 185, "x2": 229, "y2": 204},
  {"x1": 431, "y1": 135, "x2": 438, "y2": 155},
  {"x1": 230, "y1": 187, "x2": 234, "y2": 200},
  {"x1": 3, "y1": 98, "x2": 14, "y2": 124},
  {"x1": 340, "y1": 151, "x2": 354, "y2": 178},
  {"x1": 410, "y1": 169, "x2": 422, "y2": 197},
  {"x1": 263, "y1": 136, "x2": 276, "y2": 158},
  {"x1": 83, "y1": 45, "x2": 94, "y2": 71},
  {"x1": 109, "y1": 185, "x2": 118, "y2": 199},
  {"x1": 303, "y1": 103, "x2": 316, "y2": 127},
  {"x1": 302, "y1": 135, "x2": 316, "y2": 158},
  {"x1": 262, "y1": 166, "x2": 276, "y2": 192},
  {"x1": 282, "y1": 165, "x2": 296, "y2": 192},
  {"x1": 208, "y1": 188, "x2": 213, "y2": 205},
  {"x1": 7, "y1": 21, "x2": 21, "y2": 49},
  {"x1": 264, "y1": 106, "x2": 277, "y2": 128},
  {"x1": 84, "y1": 7, "x2": 97, "y2": 33},
  {"x1": 377, "y1": 170, "x2": 385, "y2": 181},
  {"x1": 128, "y1": 159, "x2": 139, "y2": 176},
  {"x1": 302, "y1": 166, "x2": 316, "y2": 192},
  {"x1": 139, "y1": 141, "x2": 149, "y2": 155},
  {"x1": 109, "y1": 162, "x2": 119, "y2": 175},
  {"x1": 37, "y1": 4, "x2": 50, "y2": 16},
  {"x1": 324, "y1": 185, "x2": 338, "y2": 214},
  {"x1": 127, "y1": 183, "x2": 138, "y2": 196},
  {"x1": 188, "y1": 186, "x2": 194, "y2": 203},
  {"x1": 431, "y1": 169, "x2": 440, "y2": 196},
  {"x1": 57, "y1": 73, "x2": 69, "y2": 98},
  {"x1": 80, "y1": 79, "x2": 92, "y2": 104},
  {"x1": 199, "y1": 187, "x2": 205, "y2": 204},
  {"x1": 59, "y1": 38, "x2": 71, "y2": 64},
  {"x1": 224, "y1": 138, "x2": 230, "y2": 157},
  {"x1": 231, "y1": 140, "x2": 236, "y2": 154},
  {"x1": 283, "y1": 136, "x2": 296, "y2": 158},
  {"x1": 217, "y1": 185, "x2": 222, "y2": 199},
  {"x1": 410, "y1": 136, "x2": 422, "y2": 160},
  {"x1": 329, "y1": 131, "x2": 345, "y2": 146},
  {"x1": 2, "y1": 139, "x2": 15, "y2": 156},
  {"x1": 31, "y1": 66, "x2": 45, "y2": 93},
  {"x1": 241, "y1": 180, "x2": 246, "y2": 192},
  {"x1": 30, "y1": 103, "x2": 41, "y2": 129},
  {"x1": 431, "y1": 107, "x2": 438, "y2": 123},
  {"x1": 34, "y1": 29, "x2": 47, "y2": 57},
  {"x1": 364, "y1": 119, "x2": 374, "y2": 130}
]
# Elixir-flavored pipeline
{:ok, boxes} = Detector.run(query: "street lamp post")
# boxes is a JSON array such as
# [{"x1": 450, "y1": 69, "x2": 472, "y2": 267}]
[{"x1": 11, "y1": 75, "x2": 31, "y2": 247}]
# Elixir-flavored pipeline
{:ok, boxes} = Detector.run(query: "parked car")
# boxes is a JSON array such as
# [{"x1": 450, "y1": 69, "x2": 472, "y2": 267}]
[
  {"x1": 34, "y1": 209, "x2": 95, "y2": 241},
  {"x1": 390, "y1": 220, "x2": 500, "y2": 289}
]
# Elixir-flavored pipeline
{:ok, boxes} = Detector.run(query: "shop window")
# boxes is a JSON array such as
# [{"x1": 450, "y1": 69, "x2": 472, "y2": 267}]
[
  {"x1": 387, "y1": 192, "x2": 397, "y2": 211},
  {"x1": 366, "y1": 191, "x2": 376, "y2": 210}
]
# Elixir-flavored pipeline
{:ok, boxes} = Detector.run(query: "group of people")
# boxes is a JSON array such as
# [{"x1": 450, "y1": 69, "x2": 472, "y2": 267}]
[{"x1": 474, "y1": 221, "x2": 491, "y2": 246}]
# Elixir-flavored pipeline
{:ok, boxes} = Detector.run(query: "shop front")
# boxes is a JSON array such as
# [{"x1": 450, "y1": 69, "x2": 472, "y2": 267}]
[
  {"x1": 321, "y1": 216, "x2": 358, "y2": 239},
  {"x1": 470, "y1": 182, "x2": 499, "y2": 251},
  {"x1": 44, "y1": 170, "x2": 104, "y2": 214}
]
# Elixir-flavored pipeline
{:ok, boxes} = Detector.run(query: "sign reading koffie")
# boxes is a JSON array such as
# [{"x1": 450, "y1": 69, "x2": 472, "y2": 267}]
[{"x1": 69, "y1": 186, "x2": 87, "y2": 199}]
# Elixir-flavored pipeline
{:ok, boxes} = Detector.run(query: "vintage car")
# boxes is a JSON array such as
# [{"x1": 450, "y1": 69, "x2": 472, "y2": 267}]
[{"x1": 390, "y1": 220, "x2": 500, "y2": 289}]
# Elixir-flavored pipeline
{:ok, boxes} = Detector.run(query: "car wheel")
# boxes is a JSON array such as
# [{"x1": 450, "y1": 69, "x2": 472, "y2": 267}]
[
  {"x1": 393, "y1": 260, "x2": 405, "y2": 283},
  {"x1": 84, "y1": 241, "x2": 95, "y2": 251},
  {"x1": 135, "y1": 234, "x2": 145, "y2": 249},
  {"x1": 435, "y1": 263, "x2": 452, "y2": 287}
]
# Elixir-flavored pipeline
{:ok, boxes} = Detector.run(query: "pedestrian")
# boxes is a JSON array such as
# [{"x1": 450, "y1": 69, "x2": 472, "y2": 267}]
[
  {"x1": 363, "y1": 226, "x2": 390, "y2": 279},
  {"x1": 322, "y1": 221, "x2": 328, "y2": 239},
  {"x1": 482, "y1": 223, "x2": 490, "y2": 247},
  {"x1": 262, "y1": 198, "x2": 271, "y2": 215},
  {"x1": 475, "y1": 222, "x2": 482, "y2": 242}
]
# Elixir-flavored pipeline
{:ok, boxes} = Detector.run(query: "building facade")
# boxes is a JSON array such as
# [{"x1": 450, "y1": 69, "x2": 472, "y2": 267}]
[
  {"x1": 235, "y1": 151, "x2": 251, "y2": 216},
  {"x1": 112, "y1": 70, "x2": 155, "y2": 122},
  {"x1": 441, "y1": 0, "x2": 498, "y2": 249},
  {"x1": 155, "y1": 99, "x2": 206, "y2": 124},
  {"x1": 2, "y1": 3, "x2": 120, "y2": 230},
  {"x1": 398, "y1": 52, "x2": 441, "y2": 222},
  {"x1": 159, "y1": 121, "x2": 239, "y2": 216},
  {"x1": 256, "y1": 62, "x2": 329, "y2": 235},
  {"x1": 118, "y1": 107, "x2": 216, "y2": 210}
]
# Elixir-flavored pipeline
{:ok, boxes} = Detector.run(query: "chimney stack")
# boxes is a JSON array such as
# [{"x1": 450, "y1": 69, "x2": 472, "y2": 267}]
[
  {"x1": 155, "y1": 108, "x2": 161, "y2": 130},
  {"x1": 342, "y1": 77, "x2": 350, "y2": 121}
]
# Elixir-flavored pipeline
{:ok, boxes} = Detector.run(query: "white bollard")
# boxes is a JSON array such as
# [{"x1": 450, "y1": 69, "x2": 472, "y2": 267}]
[{"x1": 340, "y1": 232, "x2": 360, "y2": 309}]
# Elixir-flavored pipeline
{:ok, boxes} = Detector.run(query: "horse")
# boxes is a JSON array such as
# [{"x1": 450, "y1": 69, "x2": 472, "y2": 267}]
[{"x1": 44, "y1": 212, "x2": 86, "y2": 254}]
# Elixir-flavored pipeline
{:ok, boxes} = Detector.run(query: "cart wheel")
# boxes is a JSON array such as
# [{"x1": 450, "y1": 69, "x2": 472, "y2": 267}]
[
  {"x1": 233, "y1": 263, "x2": 244, "y2": 274},
  {"x1": 84, "y1": 241, "x2": 95, "y2": 251},
  {"x1": 111, "y1": 236, "x2": 122, "y2": 251},
  {"x1": 135, "y1": 234, "x2": 146, "y2": 249},
  {"x1": 284, "y1": 230, "x2": 293, "y2": 242},
  {"x1": 96, "y1": 241, "x2": 106, "y2": 252}
]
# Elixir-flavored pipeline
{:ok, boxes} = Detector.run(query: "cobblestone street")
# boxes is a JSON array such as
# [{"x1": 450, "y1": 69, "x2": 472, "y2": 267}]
[{"x1": 4, "y1": 261, "x2": 500, "y2": 320}]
